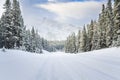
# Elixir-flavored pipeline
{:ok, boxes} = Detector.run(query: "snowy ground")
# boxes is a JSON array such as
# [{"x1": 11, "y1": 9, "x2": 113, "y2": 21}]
[{"x1": 0, "y1": 47, "x2": 120, "y2": 80}]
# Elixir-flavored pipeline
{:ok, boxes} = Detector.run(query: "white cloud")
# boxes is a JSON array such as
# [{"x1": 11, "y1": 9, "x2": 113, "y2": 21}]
[
  {"x1": 36, "y1": 1, "x2": 106, "y2": 24},
  {"x1": 48, "y1": 0, "x2": 56, "y2": 2},
  {"x1": 29, "y1": 18, "x2": 80, "y2": 40},
  {"x1": 34, "y1": 1, "x2": 108, "y2": 40}
]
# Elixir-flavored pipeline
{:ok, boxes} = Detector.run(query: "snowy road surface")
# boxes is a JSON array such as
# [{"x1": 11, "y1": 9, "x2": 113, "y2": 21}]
[{"x1": 0, "y1": 47, "x2": 120, "y2": 80}]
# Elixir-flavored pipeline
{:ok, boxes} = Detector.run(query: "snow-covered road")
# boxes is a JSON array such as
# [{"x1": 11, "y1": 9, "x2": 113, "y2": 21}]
[{"x1": 0, "y1": 47, "x2": 120, "y2": 80}]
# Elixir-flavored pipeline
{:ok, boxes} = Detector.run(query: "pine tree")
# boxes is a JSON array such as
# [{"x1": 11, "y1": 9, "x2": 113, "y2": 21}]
[
  {"x1": 114, "y1": 0, "x2": 120, "y2": 6},
  {"x1": 23, "y1": 30, "x2": 31, "y2": 52},
  {"x1": 0, "y1": 18, "x2": 3, "y2": 48},
  {"x1": 91, "y1": 21, "x2": 99, "y2": 50},
  {"x1": 106, "y1": 0, "x2": 114, "y2": 47},
  {"x1": 81, "y1": 26, "x2": 87, "y2": 52},
  {"x1": 97, "y1": 5, "x2": 107, "y2": 49},
  {"x1": 86, "y1": 20, "x2": 94, "y2": 51},
  {"x1": 76, "y1": 30, "x2": 81, "y2": 53},
  {"x1": 1, "y1": 0, "x2": 13, "y2": 49},
  {"x1": 65, "y1": 36, "x2": 70, "y2": 53},
  {"x1": 70, "y1": 32, "x2": 76, "y2": 53},
  {"x1": 28, "y1": 27, "x2": 36, "y2": 52},
  {"x1": 34, "y1": 31, "x2": 42, "y2": 53},
  {"x1": 12, "y1": 0, "x2": 24, "y2": 48},
  {"x1": 20, "y1": 26, "x2": 26, "y2": 51},
  {"x1": 113, "y1": 0, "x2": 120, "y2": 46},
  {"x1": 0, "y1": 14, "x2": 6, "y2": 48},
  {"x1": 0, "y1": 0, "x2": 25, "y2": 49},
  {"x1": 65, "y1": 33, "x2": 76, "y2": 53}
]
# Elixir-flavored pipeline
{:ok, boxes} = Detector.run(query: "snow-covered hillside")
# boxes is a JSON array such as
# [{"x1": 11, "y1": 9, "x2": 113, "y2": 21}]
[{"x1": 0, "y1": 47, "x2": 120, "y2": 80}]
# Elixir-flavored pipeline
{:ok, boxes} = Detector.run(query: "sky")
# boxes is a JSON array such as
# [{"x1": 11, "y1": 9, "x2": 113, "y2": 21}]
[{"x1": 0, "y1": 0, "x2": 107, "y2": 40}]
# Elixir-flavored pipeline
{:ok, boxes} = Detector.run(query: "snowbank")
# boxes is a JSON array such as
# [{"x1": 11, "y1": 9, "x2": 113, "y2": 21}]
[{"x1": 0, "y1": 47, "x2": 120, "y2": 80}]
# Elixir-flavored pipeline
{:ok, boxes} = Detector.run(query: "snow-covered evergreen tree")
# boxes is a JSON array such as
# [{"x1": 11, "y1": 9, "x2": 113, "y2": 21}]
[
  {"x1": 65, "y1": 32, "x2": 76, "y2": 53},
  {"x1": 81, "y1": 26, "x2": 87, "y2": 52},
  {"x1": 24, "y1": 30, "x2": 31, "y2": 52},
  {"x1": 112, "y1": 0, "x2": 120, "y2": 46},
  {"x1": 0, "y1": 18, "x2": 3, "y2": 48},
  {"x1": 0, "y1": 0, "x2": 25, "y2": 49},
  {"x1": 97, "y1": 5, "x2": 107, "y2": 49},
  {"x1": 70, "y1": 32, "x2": 76, "y2": 53},
  {"x1": 1, "y1": 0, "x2": 13, "y2": 49},
  {"x1": 86, "y1": 20, "x2": 94, "y2": 51},
  {"x1": 91, "y1": 21, "x2": 99, "y2": 50},
  {"x1": 76, "y1": 30, "x2": 82, "y2": 53},
  {"x1": 34, "y1": 31, "x2": 42, "y2": 53},
  {"x1": 30, "y1": 27, "x2": 36, "y2": 52},
  {"x1": 106, "y1": 0, "x2": 114, "y2": 47},
  {"x1": 65, "y1": 36, "x2": 70, "y2": 53},
  {"x1": 12, "y1": 0, "x2": 24, "y2": 48}
]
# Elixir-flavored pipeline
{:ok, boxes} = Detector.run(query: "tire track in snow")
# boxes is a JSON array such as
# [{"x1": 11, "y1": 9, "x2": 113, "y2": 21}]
[
  {"x1": 30, "y1": 53, "x2": 120, "y2": 80},
  {"x1": 68, "y1": 55, "x2": 120, "y2": 80},
  {"x1": 30, "y1": 55, "x2": 51, "y2": 80}
]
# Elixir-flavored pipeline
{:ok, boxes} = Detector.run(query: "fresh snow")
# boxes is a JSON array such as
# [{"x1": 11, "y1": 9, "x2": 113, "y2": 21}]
[{"x1": 0, "y1": 47, "x2": 120, "y2": 80}]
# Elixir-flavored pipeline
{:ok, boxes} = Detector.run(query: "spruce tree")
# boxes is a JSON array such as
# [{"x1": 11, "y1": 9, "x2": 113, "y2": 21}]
[
  {"x1": 25, "y1": 30, "x2": 31, "y2": 52},
  {"x1": 34, "y1": 31, "x2": 42, "y2": 53},
  {"x1": 65, "y1": 33, "x2": 76, "y2": 53},
  {"x1": 91, "y1": 21, "x2": 99, "y2": 50},
  {"x1": 86, "y1": 20, "x2": 94, "y2": 51},
  {"x1": 65, "y1": 36, "x2": 70, "y2": 53},
  {"x1": 70, "y1": 32, "x2": 76, "y2": 53},
  {"x1": 0, "y1": 18, "x2": 3, "y2": 48},
  {"x1": 113, "y1": 0, "x2": 120, "y2": 46},
  {"x1": 97, "y1": 5, "x2": 107, "y2": 49},
  {"x1": 81, "y1": 26, "x2": 87, "y2": 52},
  {"x1": 12, "y1": 0, "x2": 24, "y2": 48},
  {"x1": 1, "y1": 0, "x2": 13, "y2": 49},
  {"x1": 76, "y1": 30, "x2": 81, "y2": 53},
  {"x1": 29, "y1": 27, "x2": 35, "y2": 52},
  {"x1": 106, "y1": 0, "x2": 114, "y2": 47}
]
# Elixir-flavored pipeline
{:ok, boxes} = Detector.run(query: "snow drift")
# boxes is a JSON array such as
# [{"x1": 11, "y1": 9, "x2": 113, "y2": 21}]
[{"x1": 0, "y1": 47, "x2": 120, "y2": 80}]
